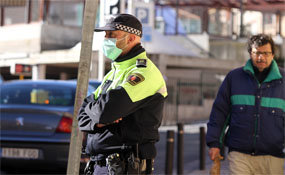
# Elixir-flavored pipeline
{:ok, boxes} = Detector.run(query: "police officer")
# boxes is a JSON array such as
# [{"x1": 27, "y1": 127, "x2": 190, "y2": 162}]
[{"x1": 77, "y1": 14, "x2": 168, "y2": 175}]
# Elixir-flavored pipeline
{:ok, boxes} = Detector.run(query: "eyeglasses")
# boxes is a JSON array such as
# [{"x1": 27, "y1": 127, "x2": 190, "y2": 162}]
[{"x1": 251, "y1": 51, "x2": 272, "y2": 57}]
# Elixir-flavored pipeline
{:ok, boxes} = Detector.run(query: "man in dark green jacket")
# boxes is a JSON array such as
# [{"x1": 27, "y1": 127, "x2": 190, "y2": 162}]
[
  {"x1": 77, "y1": 14, "x2": 167, "y2": 175},
  {"x1": 207, "y1": 34, "x2": 285, "y2": 175}
]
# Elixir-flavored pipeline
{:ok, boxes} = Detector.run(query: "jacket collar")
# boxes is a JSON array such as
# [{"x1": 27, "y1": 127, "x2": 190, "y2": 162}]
[
  {"x1": 115, "y1": 43, "x2": 145, "y2": 62},
  {"x1": 243, "y1": 59, "x2": 282, "y2": 82},
  {"x1": 113, "y1": 51, "x2": 147, "y2": 69}
]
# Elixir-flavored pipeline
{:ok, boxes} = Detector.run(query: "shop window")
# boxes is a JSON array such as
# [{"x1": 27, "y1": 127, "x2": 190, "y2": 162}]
[
  {"x1": 243, "y1": 11, "x2": 262, "y2": 36},
  {"x1": 47, "y1": 1, "x2": 83, "y2": 27},
  {"x1": 281, "y1": 14, "x2": 285, "y2": 37},
  {"x1": 155, "y1": 6, "x2": 203, "y2": 35},
  {"x1": 178, "y1": 7, "x2": 203, "y2": 34},
  {"x1": 208, "y1": 8, "x2": 232, "y2": 36},
  {"x1": 4, "y1": 6, "x2": 26, "y2": 25},
  {"x1": 178, "y1": 81, "x2": 202, "y2": 105},
  {"x1": 31, "y1": 0, "x2": 40, "y2": 22},
  {"x1": 264, "y1": 13, "x2": 277, "y2": 36},
  {"x1": 232, "y1": 8, "x2": 241, "y2": 37}
]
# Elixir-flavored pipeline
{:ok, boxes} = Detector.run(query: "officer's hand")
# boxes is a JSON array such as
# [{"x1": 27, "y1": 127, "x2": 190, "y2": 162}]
[
  {"x1": 95, "y1": 118, "x2": 122, "y2": 128},
  {"x1": 96, "y1": 123, "x2": 106, "y2": 128},
  {"x1": 209, "y1": 147, "x2": 220, "y2": 161},
  {"x1": 113, "y1": 118, "x2": 123, "y2": 123}
]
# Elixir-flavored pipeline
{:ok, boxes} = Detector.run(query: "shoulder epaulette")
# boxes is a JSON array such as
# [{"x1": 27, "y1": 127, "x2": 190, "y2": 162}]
[{"x1": 136, "y1": 59, "x2": 147, "y2": 68}]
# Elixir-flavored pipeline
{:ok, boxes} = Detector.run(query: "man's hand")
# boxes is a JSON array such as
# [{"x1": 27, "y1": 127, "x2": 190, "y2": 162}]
[
  {"x1": 209, "y1": 147, "x2": 220, "y2": 161},
  {"x1": 95, "y1": 118, "x2": 123, "y2": 128}
]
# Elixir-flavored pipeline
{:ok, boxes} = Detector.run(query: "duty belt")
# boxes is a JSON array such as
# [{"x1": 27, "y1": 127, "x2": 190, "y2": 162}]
[{"x1": 94, "y1": 159, "x2": 106, "y2": 166}]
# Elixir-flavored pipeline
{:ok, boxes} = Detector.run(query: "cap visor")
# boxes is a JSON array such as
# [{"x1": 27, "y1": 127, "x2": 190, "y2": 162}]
[{"x1": 94, "y1": 26, "x2": 117, "y2": 32}]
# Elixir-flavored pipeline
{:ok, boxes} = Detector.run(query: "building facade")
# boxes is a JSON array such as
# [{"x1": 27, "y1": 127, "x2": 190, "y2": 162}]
[{"x1": 0, "y1": 0, "x2": 284, "y2": 124}]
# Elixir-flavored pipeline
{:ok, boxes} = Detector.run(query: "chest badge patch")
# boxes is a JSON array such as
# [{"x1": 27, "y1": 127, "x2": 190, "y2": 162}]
[{"x1": 127, "y1": 73, "x2": 145, "y2": 86}]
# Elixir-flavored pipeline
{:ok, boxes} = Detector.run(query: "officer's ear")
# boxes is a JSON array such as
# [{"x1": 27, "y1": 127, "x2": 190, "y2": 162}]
[{"x1": 127, "y1": 34, "x2": 136, "y2": 44}]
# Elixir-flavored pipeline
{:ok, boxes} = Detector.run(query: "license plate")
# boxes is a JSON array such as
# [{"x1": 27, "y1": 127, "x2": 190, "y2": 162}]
[{"x1": 1, "y1": 148, "x2": 39, "y2": 159}]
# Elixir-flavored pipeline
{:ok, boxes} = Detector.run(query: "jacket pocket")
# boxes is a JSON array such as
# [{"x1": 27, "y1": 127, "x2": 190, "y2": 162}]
[
  {"x1": 259, "y1": 108, "x2": 284, "y2": 154},
  {"x1": 268, "y1": 108, "x2": 284, "y2": 132},
  {"x1": 231, "y1": 105, "x2": 250, "y2": 125},
  {"x1": 228, "y1": 105, "x2": 254, "y2": 150}
]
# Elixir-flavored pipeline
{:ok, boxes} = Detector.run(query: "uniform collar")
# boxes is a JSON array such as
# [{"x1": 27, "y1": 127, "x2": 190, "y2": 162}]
[
  {"x1": 115, "y1": 43, "x2": 145, "y2": 62},
  {"x1": 113, "y1": 51, "x2": 147, "y2": 69},
  {"x1": 243, "y1": 59, "x2": 282, "y2": 82}
]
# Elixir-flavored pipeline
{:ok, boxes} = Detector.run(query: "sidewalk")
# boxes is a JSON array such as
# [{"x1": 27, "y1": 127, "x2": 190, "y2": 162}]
[
  {"x1": 158, "y1": 122, "x2": 231, "y2": 175},
  {"x1": 187, "y1": 158, "x2": 230, "y2": 175}
]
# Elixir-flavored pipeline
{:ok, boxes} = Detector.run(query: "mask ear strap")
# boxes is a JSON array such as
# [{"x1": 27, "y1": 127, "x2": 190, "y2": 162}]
[
  {"x1": 121, "y1": 43, "x2": 129, "y2": 50},
  {"x1": 118, "y1": 34, "x2": 129, "y2": 50},
  {"x1": 117, "y1": 34, "x2": 129, "y2": 42}
]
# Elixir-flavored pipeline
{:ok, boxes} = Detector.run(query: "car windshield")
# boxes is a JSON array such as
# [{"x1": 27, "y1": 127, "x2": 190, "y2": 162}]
[{"x1": 0, "y1": 84, "x2": 75, "y2": 106}]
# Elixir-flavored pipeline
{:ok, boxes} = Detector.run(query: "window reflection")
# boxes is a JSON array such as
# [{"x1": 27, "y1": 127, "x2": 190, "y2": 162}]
[
  {"x1": 264, "y1": 13, "x2": 277, "y2": 36},
  {"x1": 4, "y1": 6, "x2": 26, "y2": 25},
  {"x1": 47, "y1": 1, "x2": 83, "y2": 27},
  {"x1": 281, "y1": 14, "x2": 285, "y2": 37},
  {"x1": 178, "y1": 7, "x2": 203, "y2": 34},
  {"x1": 208, "y1": 8, "x2": 231, "y2": 36},
  {"x1": 243, "y1": 11, "x2": 262, "y2": 36}
]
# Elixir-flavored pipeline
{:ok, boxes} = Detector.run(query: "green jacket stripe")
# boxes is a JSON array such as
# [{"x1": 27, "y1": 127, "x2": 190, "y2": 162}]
[
  {"x1": 231, "y1": 95, "x2": 255, "y2": 106},
  {"x1": 261, "y1": 97, "x2": 285, "y2": 112}
]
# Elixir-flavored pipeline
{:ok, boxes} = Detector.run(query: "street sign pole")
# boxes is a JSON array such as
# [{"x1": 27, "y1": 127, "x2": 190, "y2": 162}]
[{"x1": 67, "y1": 0, "x2": 98, "y2": 174}]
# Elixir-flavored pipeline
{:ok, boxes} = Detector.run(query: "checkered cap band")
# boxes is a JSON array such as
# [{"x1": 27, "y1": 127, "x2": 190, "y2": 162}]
[{"x1": 115, "y1": 24, "x2": 142, "y2": 37}]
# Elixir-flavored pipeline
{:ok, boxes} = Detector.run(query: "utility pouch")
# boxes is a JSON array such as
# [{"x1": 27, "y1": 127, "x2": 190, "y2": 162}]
[
  {"x1": 127, "y1": 152, "x2": 141, "y2": 172},
  {"x1": 106, "y1": 153, "x2": 125, "y2": 175},
  {"x1": 127, "y1": 154, "x2": 154, "y2": 175},
  {"x1": 84, "y1": 160, "x2": 95, "y2": 175}
]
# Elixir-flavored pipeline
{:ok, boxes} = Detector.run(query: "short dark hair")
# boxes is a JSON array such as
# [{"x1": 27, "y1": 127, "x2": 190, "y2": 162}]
[{"x1": 247, "y1": 34, "x2": 275, "y2": 55}]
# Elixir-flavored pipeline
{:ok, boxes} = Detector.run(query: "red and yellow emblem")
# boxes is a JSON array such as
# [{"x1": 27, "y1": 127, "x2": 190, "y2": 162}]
[{"x1": 127, "y1": 73, "x2": 145, "y2": 86}]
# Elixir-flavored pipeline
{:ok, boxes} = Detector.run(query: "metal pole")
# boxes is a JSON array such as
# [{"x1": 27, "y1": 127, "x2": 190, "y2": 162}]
[
  {"x1": 120, "y1": 0, "x2": 125, "y2": 14},
  {"x1": 177, "y1": 123, "x2": 184, "y2": 174},
  {"x1": 220, "y1": 144, "x2": 225, "y2": 160},
  {"x1": 277, "y1": 10, "x2": 281, "y2": 35},
  {"x1": 262, "y1": 12, "x2": 265, "y2": 34},
  {"x1": 165, "y1": 130, "x2": 175, "y2": 175},
  {"x1": 1, "y1": 7, "x2": 5, "y2": 26},
  {"x1": 175, "y1": 0, "x2": 179, "y2": 35},
  {"x1": 239, "y1": 0, "x2": 244, "y2": 37},
  {"x1": 67, "y1": 0, "x2": 98, "y2": 174},
  {"x1": 39, "y1": 0, "x2": 44, "y2": 21},
  {"x1": 199, "y1": 127, "x2": 206, "y2": 170},
  {"x1": 176, "y1": 79, "x2": 180, "y2": 124},
  {"x1": 27, "y1": 0, "x2": 32, "y2": 23},
  {"x1": 98, "y1": 0, "x2": 105, "y2": 81}
]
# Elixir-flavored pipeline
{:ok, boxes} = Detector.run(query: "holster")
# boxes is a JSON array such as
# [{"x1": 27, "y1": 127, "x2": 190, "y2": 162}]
[
  {"x1": 84, "y1": 159, "x2": 95, "y2": 175},
  {"x1": 106, "y1": 152, "x2": 154, "y2": 175}
]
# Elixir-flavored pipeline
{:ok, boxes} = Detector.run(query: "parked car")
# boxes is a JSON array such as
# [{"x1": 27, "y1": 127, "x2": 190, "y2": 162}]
[
  {"x1": 0, "y1": 80, "x2": 95, "y2": 171},
  {"x1": 69, "y1": 79, "x2": 101, "y2": 90},
  {"x1": 0, "y1": 75, "x2": 3, "y2": 84}
]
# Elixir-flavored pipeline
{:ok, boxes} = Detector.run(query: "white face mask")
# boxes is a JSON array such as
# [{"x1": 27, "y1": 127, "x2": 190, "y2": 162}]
[{"x1": 101, "y1": 35, "x2": 128, "y2": 61}]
